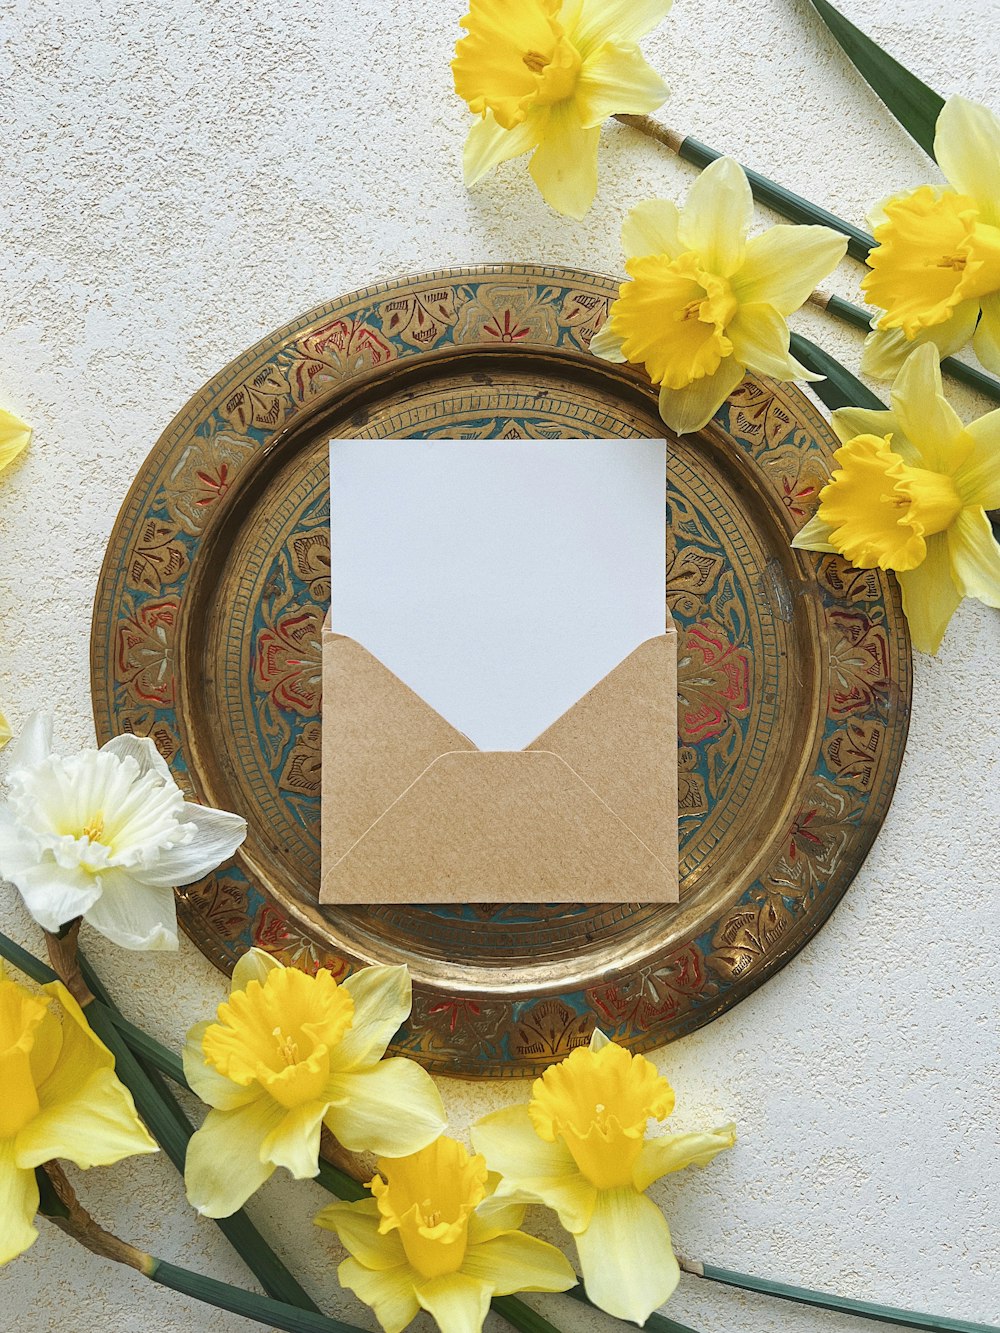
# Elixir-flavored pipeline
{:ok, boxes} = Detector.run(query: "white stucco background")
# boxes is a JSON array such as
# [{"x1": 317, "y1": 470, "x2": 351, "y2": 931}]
[{"x1": 0, "y1": 0, "x2": 997, "y2": 1330}]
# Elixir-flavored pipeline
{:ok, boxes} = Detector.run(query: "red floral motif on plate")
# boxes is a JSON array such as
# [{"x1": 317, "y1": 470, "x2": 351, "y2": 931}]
[
  {"x1": 115, "y1": 597, "x2": 179, "y2": 707},
  {"x1": 255, "y1": 607, "x2": 324, "y2": 715},
  {"x1": 676, "y1": 620, "x2": 752, "y2": 744}
]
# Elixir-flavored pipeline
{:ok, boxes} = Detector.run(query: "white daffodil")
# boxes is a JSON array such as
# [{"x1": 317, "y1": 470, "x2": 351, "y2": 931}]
[{"x1": 0, "y1": 715, "x2": 246, "y2": 950}]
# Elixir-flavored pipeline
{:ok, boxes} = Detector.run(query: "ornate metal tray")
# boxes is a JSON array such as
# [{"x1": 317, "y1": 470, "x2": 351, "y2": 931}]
[{"x1": 92, "y1": 265, "x2": 911, "y2": 1077}]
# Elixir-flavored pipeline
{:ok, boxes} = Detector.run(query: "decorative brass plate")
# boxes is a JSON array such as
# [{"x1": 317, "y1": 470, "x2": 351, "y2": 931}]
[{"x1": 92, "y1": 266, "x2": 911, "y2": 1077}]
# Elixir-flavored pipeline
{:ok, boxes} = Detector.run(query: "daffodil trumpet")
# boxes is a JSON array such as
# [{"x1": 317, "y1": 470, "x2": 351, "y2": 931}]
[
  {"x1": 453, "y1": 0, "x2": 672, "y2": 219},
  {"x1": 793, "y1": 343, "x2": 1000, "y2": 653},
  {"x1": 184, "y1": 949, "x2": 446, "y2": 1218},
  {"x1": 862, "y1": 95, "x2": 1000, "y2": 379},
  {"x1": 316, "y1": 1134, "x2": 576, "y2": 1333},
  {"x1": 472, "y1": 1029, "x2": 735, "y2": 1325},
  {"x1": 591, "y1": 157, "x2": 847, "y2": 434}
]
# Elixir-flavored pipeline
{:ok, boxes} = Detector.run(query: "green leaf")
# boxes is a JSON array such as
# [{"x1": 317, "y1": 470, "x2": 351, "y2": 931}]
[
  {"x1": 789, "y1": 332, "x2": 888, "y2": 412},
  {"x1": 806, "y1": 0, "x2": 944, "y2": 159},
  {"x1": 698, "y1": 1262, "x2": 1000, "y2": 1333},
  {"x1": 150, "y1": 1260, "x2": 366, "y2": 1333},
  {"x1": 34, "y1": 1166, "x2": 70, "y2": 1220}
]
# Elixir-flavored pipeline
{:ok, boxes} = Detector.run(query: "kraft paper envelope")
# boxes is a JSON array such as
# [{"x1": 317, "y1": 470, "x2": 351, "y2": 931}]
[{"x1": 319, "y1": 613, "x2": 678, "y2": 904}]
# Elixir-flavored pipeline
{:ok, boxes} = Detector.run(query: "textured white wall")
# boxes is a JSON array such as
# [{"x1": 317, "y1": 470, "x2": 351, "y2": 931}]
[{"x1": 0, "y1": 1, "x2": 997, "y2": 1330}]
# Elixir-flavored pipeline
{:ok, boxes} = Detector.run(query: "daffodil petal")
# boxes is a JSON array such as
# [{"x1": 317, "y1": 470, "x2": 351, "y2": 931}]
[
  {"x1": 935, "y1": 95, "x2": 1000, "y2": 226},
  {"x1": 860, "y1": 302, "x2": 980, "y2": 381},
  {"x1": 339, "y1": 1255, "x2": 420, "y2": 1333},
  {"x1": 727, "y1": 304, "x2": 818, "y2": 382},
  {"x1": 11, "y1": 860, "x2": 103, "y2": 934},
  {"x1": 463, "y1": 110, "x2": 542, "y2": 187},
  {"x1": 678, "y1": 156, "x2": 752, "y2": 278},
  {"x1": 416, "y1": 1272, "x2": 491, "y2": 1333},
  {"x1": 324, "y1": 1058, "x2": 446, "y2": 1157},
  {"x1": 574, "y1": 0, "x2": 673, "y2": 52},
  {"x1": 657, "y1": 357, "x2": 745, "y2": 435},
  {"x1": 0, "y1": 408, "x2": 31, "y2": 475},
  {"x1": 959, "y1": 408, "x2": 1000, "y2": 508},
  {"x1": 183, "y1": 1023, "x2": 258, "y2": 1111},
  {"x1": 137, "y1": 804, "x2": 246, "y2": 888},
  {"x1": 16, "y1": 1067, "x2": 157, "y2": 1169},
  {"x1": 335, "y1": 964, "x2": 411, "y2": 1070},
  {"x1": 467, "y1": 1193, "x2": 527, "y2": 1245},
  {"x1": 83, "y1": 869, "x2": 178, "y2": 951},
  {"x1": 897, "y1": 534, "x2": 961, "y2": 655},
  {"x1": 621, "y1": 197, "x2": 684, "y2": 261},
  {"x1": 575, "y1": 1186, "x2": 679, "y2": 1323},
  {"x1": 184, "y1": 1099, "x2": 283, "y2": 1217},
  {"x1": 734, "y1": 225, "x2": 848, "y2": 315},
  {"x1": 0, "y1": 1140, "x2": 39, "y2": 1266},
  {"x1": 0, "y1": 715, "x2": 10, "y2": 750},
  {"x1": 947, "y1": 508, "x2": 1000, "y2": 608},
  {"x1": 100, "y1": 734, "x2": 173, "y2": 785},
  {"x1": 473, "y1": 1108, "x2": 597, "y2": 1232},
  {"x1": 8, "y1": 713, "x2": 52, "y2": 772},
  {"x1": 260, "y1": 1099, "x2": 325, "y2": 1179},
  {"x1": 791, "y1": 513, "x2": 839, "y2": 554},
  {"x1": 316, "y1": 1198, "x2": 408, "y2": 1271},
  {"x1": 829, "y1": 407, "x2": 896, "y2": 450},
  {"x1": 575, "y1": 39, "x2": 667, "y2": 129},
  {"x1": 633, "y1": 1124, "x2": 736, "y2": 1191},
  {"x1": 589, "y1": 1028, "x2": 612, "y2": 1051},
  {"x1": 973, "y1": 292, "x2": 1000, "y2": 376},
  {"x1": 231, "y1": 946, "x2": 283, "y2": 994},
  {"x1": 589, "y1": 321, "x2": 627, "y2": 361},
  {"x1": 463, "y1": 1231, "x2": 576, "y2": 1295},
  {"x1": 890, "y1": 344, "x2": 966, "y2": 472},
  {"x1": 528, "y1": 103, "x2": 600, "y2": 220}
]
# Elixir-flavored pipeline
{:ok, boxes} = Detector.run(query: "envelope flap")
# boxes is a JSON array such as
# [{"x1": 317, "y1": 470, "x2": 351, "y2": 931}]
[
  {"x1": 321, "y1": 751, "x2": 675, "y2": 904},
  {"x1": 528, "y1": 633, "x2": 677, "y2": 866},
  {"x1": 322, "y1": 632, "x2": 476, "y2": 863}
]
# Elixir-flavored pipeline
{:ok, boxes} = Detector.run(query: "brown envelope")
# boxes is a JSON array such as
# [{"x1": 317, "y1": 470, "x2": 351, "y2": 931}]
[{"x1": 319, "y1": 615, "x2": 678, "y2": 904}]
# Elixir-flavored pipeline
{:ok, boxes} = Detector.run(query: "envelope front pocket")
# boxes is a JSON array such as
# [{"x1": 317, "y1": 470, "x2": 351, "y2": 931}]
[{"x1": 320, "y1": 630, "x2": 678, "y2": 905}]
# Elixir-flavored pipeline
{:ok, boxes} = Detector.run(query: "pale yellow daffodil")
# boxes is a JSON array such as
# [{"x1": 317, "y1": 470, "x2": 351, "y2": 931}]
[
  {"x1": 793, "y1": 343, "x2": 1000, "y2": 653},
  {"x1": 862, "y1": 95, "x2": 1000, "y2": 379},
  {"x1": 0, "y1": 961, "x2": 157, "y2": 1266},
  {"x1": 472, "y1": 1030, "x2": 735, "y2": 1325},
  {"x1": 184, "y1": 949, "x2": 446, "y2": 1218},
  {"x1": 316, "y1": 1135, "x2": 575, "y2": 1333},
  {"x1": 453, "y1": 0, "x2": 671, "y2": 219},
  {"x1": 0, "y1": 407, "x2": 31, "y2": 477},
  {"x1": 591, "y1": 158, "x2": 848, "y2": 433},
  {"x1": 0, "y1": 713, "x2": 10, "y2": 750}
]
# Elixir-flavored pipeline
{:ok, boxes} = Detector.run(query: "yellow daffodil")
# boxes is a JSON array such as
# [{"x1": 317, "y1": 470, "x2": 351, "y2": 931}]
[
  {"x1": 862, "y1": 95, "x2": 1000, "y2": 379},
  {"x1": 184, "y1": 949, "x2": 446, "y2": 1218},
  {"x1": 591, "y1": 159, "x2": 848, "y2": 433},
  {"x1": 792, "y1": 343, "x2": 1000, "y2": 653},
  {"x1": 0, "y1": 407, "x2": 31, "y2": 476},
  {"x1": 0, "y1": 713, "x2": 10, "y2": 750},
  {"x1": 316, "y1": 1134, "x2": 575, "y2": 1333},
  {"x1": 472, "y1": 1030, "x2": 735, "y2": 1325},
  {"x1": 0, "y1": 961, "x2": 157, "y2": 1266},
  {"x1": 453, "y1": 0, "x2": 671, "y2": 219}
]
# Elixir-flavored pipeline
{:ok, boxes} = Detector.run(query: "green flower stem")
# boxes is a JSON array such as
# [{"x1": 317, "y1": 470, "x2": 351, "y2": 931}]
[
  {"x1": 789, "y1": 331, "x2": 888, "y2": 413},
  {"x1": 149, "y1": 1260, "x2": 367, "y2": 1333},
  {"x1": 0, "y1": 930, "x2": 320, "y2": 1313},
  {"x1": 567, "y1": 1282, "x2": 702, "y2": 1333},
  {"x1": 684, "y1": 1261, "x2": 999, "y2": 1333},
  {"x1": 614, "y1": 113, "x2": 875, "y2": 263},
  {"x1": 809, "y1": 291, "x2": 1000, "y2": 404}
]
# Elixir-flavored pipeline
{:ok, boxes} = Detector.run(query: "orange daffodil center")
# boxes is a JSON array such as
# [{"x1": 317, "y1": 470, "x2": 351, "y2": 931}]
[
  {"x1": 315, "y1": 1134, "x2": 575, "y2": 1333},
  {"x1": 591, "y1": 158, "x2": 848, "y2": 434},
  {"x1": 453, "y1": 0, "x2": 673, "y2": 219},
  {"x1": 861, "y1": 96, "x2": 1000, "y2": 380},
  {"x1": 793, "y1": 343, "x2": 1000, "y2": 654},
  {"x1": 184, "y1": 950, "x2": 446, "y2": 1220},
  {"x1": 0, "y1": 963, "x2": 157, "y2": 1267},
  {"x1": 529, "y1": 1041, "x2": 674, "y2": 1189}
]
